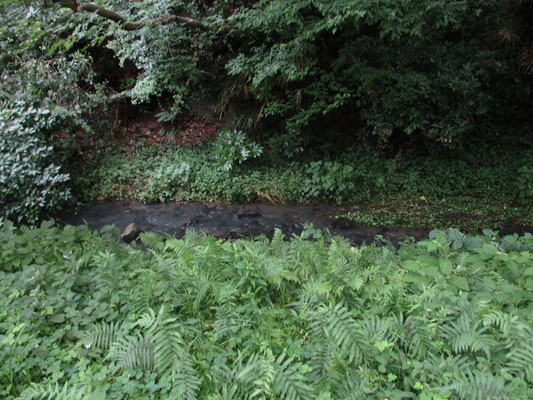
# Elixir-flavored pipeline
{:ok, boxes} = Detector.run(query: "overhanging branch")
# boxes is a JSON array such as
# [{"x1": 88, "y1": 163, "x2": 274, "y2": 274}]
[{"x1": 52, "y1": 0, "x2": 217, "y2": 32}]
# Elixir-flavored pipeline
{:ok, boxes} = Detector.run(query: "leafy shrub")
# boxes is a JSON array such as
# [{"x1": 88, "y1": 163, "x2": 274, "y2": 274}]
[
  {"x1": 0, "y1": 101, "x2": 71, "y2": 224},
  {"x1": 0, "y1": 9, "x2": 110, "y2": 224},
  {"x1": 148, "y1": 160, "x2": 191, "y2": 201},
  {"x1": 265, "y1": 128, "x2": 305, "y2": 160},
  {"x1": 1, "y1": 223, "x2": 533, "y2": 399},
  {"x1": 211, "y1": 128, "x2": 263, "y2": 170},
  {"x1": 516, "y1": 154, "x2": 533, "y2": 204},
  {"x1": 302, "y1": 161, "x2": 356, "y2": 204}
]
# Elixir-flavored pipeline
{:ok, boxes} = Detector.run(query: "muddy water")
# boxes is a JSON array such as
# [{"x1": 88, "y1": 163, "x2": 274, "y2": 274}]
[{"x1": 59, "y1": 202, "x2": 430, "y2": 246}]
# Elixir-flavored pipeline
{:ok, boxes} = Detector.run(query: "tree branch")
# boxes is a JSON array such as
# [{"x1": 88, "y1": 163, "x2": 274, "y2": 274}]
[{"x1": 52, "y1": 0, "x2": 216, "y2": 32}]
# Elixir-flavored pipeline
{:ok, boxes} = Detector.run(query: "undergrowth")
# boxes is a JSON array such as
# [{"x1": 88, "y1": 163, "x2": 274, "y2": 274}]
[
  {"x1": 1, "y1": 221, "x2": 533, "y2": 399},
  {"x1": 72, "y1": 144, "x2": 532, "y2": 230},
  {"x1": 339, "y1": 195, "x2": 533, "y2": 231}
]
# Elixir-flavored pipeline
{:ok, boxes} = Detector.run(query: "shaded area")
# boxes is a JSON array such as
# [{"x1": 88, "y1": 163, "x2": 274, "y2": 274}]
[{"x1": 59, "y1": 202, "x2": 433, "y2": 246}]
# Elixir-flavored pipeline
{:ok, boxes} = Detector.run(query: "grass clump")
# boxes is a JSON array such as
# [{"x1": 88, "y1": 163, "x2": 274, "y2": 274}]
[{"x1": 1, "y1": 221, "x2": 533, "y2": 399}]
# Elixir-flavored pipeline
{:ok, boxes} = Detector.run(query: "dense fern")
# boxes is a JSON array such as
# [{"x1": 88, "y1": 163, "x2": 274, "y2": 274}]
[
  {"x1": 2, "y1": 223, "x2": 533, "y2": 399},
  {"x1": 331, "y1": 371, "x2": 373, "y2": 400},
  {"x1": 82, "y1": 321, "x2": 124, "y2": 352},
  {"x1": 131, "y1": 269, "x2": 158, "y2": 314},
  {"x1": 252, "y1": 352, "x2": 276, "y2": 399},
  {"x1": 170, "y1": 350, "x2": 202, "y2": 400},
  {"x1": 392, "y1": 314, "x2": 436, "y2": 359}
]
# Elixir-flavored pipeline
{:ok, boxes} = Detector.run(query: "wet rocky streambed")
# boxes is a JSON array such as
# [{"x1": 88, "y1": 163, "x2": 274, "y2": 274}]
[
  {"x1": 60, "y1": 202, "x2": 434, "y2": 246},
  {"x1": 59, "y1": 202, "x2": 533, "y2": 247}
]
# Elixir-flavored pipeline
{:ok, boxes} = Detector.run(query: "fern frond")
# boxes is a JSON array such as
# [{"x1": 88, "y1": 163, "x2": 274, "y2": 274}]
[
  {"x1": 309, "y1": 340, "x2": 334, "y2": 379},
  {"x1": 83, "y1": 321, "x2": 125, "y2": 353},
  {"x1": 140, "y1": 307, "x2": 184, "y2": 373},
  {"x1": 170, "y1": 349, "x2": 202, "y2": 400},
  {"x1": 110, "y1": 333, "x2": 155, "y2": 371},
  {"x1": 483, "y1": 310, "x2": 533, "y2": 349},
  {"x1": 264, "y1": 259, "x2": 300, "y2": 288},
  {"x1": 250, "y1": 350, "x2": 276, "y2": 399},
  {"x1": 140, "y1": 232, "x2": 165, "y2": 251},
  {"x1": 392, "y1": 314, "x2": 436, "y2": 358},
  {"x1": 233, "y1": 353, "x2": 263, "y2": 393},
  {"x1": 482, "y1": 310, "x2": 518, "y2": 335},
  {"x1": 18, "y1": 383, "x2": 87, "y2": 400},
  {"x1": 183, "y1": 228, "x2": 206, "y2": 246},
  {"x1": 270, "y1": 228, "x2": 286, "y2": 251},
  {"x1": 358, "y1": 315, "x2": 392, "y2": 343},
  {"x1": 152, "y1": 255, "x2": 187, "y2": 299},
  {"x1": 449, "y1": 370, "x2": 506, "y2": 400},
  {"x1": 192, "y1": 271, "x2": 220, "y2": 313},
  {"x1": 209, "y1": 352, "x2": 274, "y2": 399},
  {"x1": 332, "y1": 370, "x2": 373, "y2": 400},
  {"x1": 214, "y1": 302, "x2": 241, "y2": 339},
  {"x1": 521, "y1": 45, "x2": 533, "y2": 75},
  {"x1": 299, "y1": 278, "x2": 332, "y2": 306},
  {"x1": 164, "y1": 237, "x2": 190, "y2": 258},
  {"x1": 326, "y1": 238, "x2": 356, "y2": 271},
  {"x1": 131, "y1": 269, "x2": 157, "y2": 314},
  {"x1": 441, "y1": 315, "x2": 495, "y2": 358},
  {"x1": 308, "y1": 303, "x2": 365, "y2": 364},
  {"x1": 136, "y1": 307, "x2": 201, "y2": 397},
  {"x1": 507, "y1": 340, "x2": 533, "y2": 383},
  {"x1": 432, "y1": 354, "x2": 474, "y2": 375},
  {"x1": 272, "y1": 354, "x2": 314, "y2": 400},
  {"x1": 205, "y1": 384, "x2": 239, "y2": 400}
]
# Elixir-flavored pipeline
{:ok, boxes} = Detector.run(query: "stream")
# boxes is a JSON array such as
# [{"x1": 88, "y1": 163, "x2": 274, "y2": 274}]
[{"x1": 59, "y1": 202, "x2": 432, "y2": 246}]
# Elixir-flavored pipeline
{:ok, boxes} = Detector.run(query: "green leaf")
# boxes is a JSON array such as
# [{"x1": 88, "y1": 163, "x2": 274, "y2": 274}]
[
  {"x1": 439, "y1": 259, "x2": 452, "y2": 275},
  {"x1": 375, "y1": 340, "x2": 393, "y2": 352},
  {"x1": 402, "y1": 260, "x2": 420, "y2": 272},
  {"x1": 423, "y1": 265, "x2": 439, "y2": 278},
  {"x1": 526, "y1": 276, "x2": 533, "y2": 289},
  {"x1": 404, "y1": 272, "x2": 429, "y2": 286},
  {"x1": 450, "y1": 276, "x2": 469, "y2": 291},
  {"x1": 50, "y1": 314, "x2": 65, "y2": 324}
]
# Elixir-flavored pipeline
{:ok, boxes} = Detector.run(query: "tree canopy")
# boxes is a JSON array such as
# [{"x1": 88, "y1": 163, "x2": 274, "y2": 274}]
[{"x1": 2, "y1": 0, "x2": 531, "y2": 144}]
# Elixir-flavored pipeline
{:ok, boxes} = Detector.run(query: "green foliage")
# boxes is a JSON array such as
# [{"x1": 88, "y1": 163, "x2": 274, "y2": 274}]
[
  {"x1": 1, "y1": 0, "x2": 531, "y2": 226},
  {"x1": 148, "y1": 160, "x2": 191, "y2": 202},
  {"x1": 212, "y1": 128, "x2": 263, "y2": 170},
  {"x1": 340, "y1": 195, "x2": 532, "y2": 231},
  {"x1": 75, "y1": 143, "x2": 532, "y2": 230},
  {"x1": 226, "y1": 0, "x2": 517, "y2": 147},
  {"x1": 4, "y1": 0, "x2": 523, "y2": 152},
  {"x1": 0, "y1": 3, "x2": 111, "y2": 223},
  {"x1": 302, "y1": 161, "x2": 355, "y2": 204},
  {"x1": 516, "y1": 153, "x2": 533, "y2": 204},
  {"x1": 1, "y1": 221, "x2": 533, "y2": 398},
  {"x1": 0, "y1": 100, "x2": 71, "y2": 224}
]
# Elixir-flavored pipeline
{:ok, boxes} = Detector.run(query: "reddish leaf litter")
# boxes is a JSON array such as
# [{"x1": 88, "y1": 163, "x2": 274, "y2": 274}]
[{"x1": 53, "y1": 108, "x2": 222, "y2": 163}]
